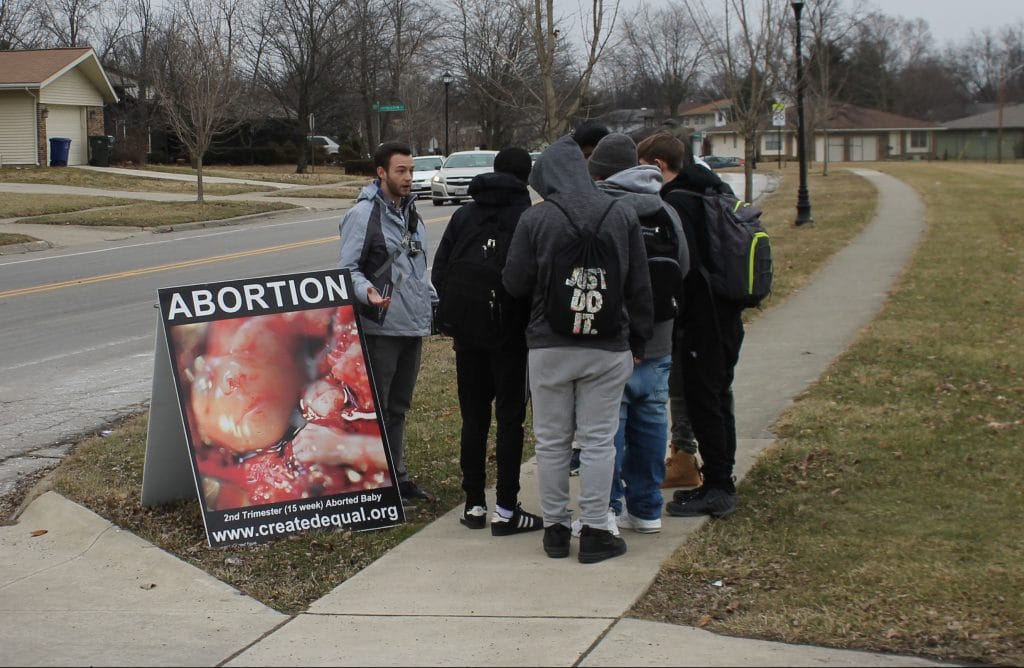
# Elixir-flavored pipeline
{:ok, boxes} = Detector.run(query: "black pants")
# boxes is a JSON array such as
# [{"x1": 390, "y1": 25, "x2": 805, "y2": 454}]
[
  {"x1": 455, "y1": 342, "x2": 529, "y2": 510},
  {"x1": 675, "y1": 295, "x2": 744, "y2": 491}
]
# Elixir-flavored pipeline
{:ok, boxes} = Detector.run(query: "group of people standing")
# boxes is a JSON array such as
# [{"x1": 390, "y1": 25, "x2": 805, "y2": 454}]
[{"x1": 338, "y1": 122, "x2": 745, "y2": 564}]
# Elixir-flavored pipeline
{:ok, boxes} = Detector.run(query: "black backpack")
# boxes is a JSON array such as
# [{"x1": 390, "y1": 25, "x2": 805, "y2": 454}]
[
  {"x1": 543, "y1": 196, "x2": 622, "y2": 338},
  {"x1": 436, "y1": 208, "x2": 516, "y2": 349},
  {"x1": 667, "y1": 188, "x2": 772, "y2": 309},
  {"x1": 639, "y1": 205, "x2": 686, "y2": 321}
]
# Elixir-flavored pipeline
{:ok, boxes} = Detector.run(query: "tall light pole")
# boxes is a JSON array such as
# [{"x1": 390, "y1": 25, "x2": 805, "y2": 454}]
[
  {"x1": 791, "y1": 0, "x2": 813, "y2": 226},
  {"x1": 441, "y1": 71, "x2": 453, "y2": 156}
]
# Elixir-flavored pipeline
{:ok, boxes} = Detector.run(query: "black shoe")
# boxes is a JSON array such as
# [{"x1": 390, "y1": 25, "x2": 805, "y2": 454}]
[
  {"x1": 399, "y1": 480, "x2": 437, "y2": 506},
  {"x1": 491, "y1": 504, "x2": 543, "y2": 536},
  {"x1": 578, "y1": 525, "x2": 627, "y2": 564},
  {"x1": 569, "y1": 448, "x2": 581, "y2": 477},
  {"x1": 543, "y1": 523, "x2": 571, "y2": 558},
  {"x1": 460, "y1": 504, "x2": 487, "y2": 530},
  {"x1": 666, "y1": 486, "x2": 737, "y2": 518},
  {"x1": 673, "y1": 485, "x2": 706, "y2": 504}
]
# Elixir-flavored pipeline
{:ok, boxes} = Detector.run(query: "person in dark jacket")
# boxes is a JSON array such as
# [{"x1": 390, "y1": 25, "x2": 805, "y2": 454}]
[
  {"x1": 432, "y1": 147, "x2": 542, "y2": 536},
  {"x1": 503, "y1": 135, "x2": 653, "y2": 564},
  {"x1": 636, "y1": 131, "x2": 743, "y2": 518}
]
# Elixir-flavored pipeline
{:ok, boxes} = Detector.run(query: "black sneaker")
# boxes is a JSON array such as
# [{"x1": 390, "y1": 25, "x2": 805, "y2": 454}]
[
  {"x1": 543, "y1": 523, "x2": 571, "y2": 558},
  {"x1": 569, "y1": 448, "x2": 581, "y2": 477},
  {"x1": 673, "y1": 485, "x2": 706, "y2": 504},
  {"x1": 399, "y1": 480, "x2": 437, "y2": 506},
  {"x1": 491, "y1": 504, "x2": 543, "y2": 536},
  {"x1": 666, "y1": 486, "x2": 737, "y2": 518},
  {"x1": 460, "y1": 504, "x2": 487, "y2": 530},
  {"x1": 578, "y1": 525, "x2": 627, "y2": 564}
]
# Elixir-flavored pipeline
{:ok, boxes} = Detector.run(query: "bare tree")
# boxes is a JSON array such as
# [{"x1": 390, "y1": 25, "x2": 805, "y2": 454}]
[
  {"x1": 802, "y1": 0, "x2": 862, "y2": 175},
  {"x1": 446, "y1": 0, "x2": 539, "y2": 148},
  {"x1": 613, "y1": 1, "x2": 704, "y2": 117},
  {"x1": 33, "y1": 0, "x2": 102, "y2": 47},
  {"x1": 151, "y1": 0, "x2": 244, "y2": 201},
  {"x1": 526, "y1": 0, "x2": 621, "y2": 142},
  {"x1": 683, "y1": 0, "x2": 787, "y2": 202},
  {"x1": 247, "y1": 0, "x2": 348, "y2": 173},
  {"x1": 1, "y1": 0, "x2": 46, "y2": 48}
]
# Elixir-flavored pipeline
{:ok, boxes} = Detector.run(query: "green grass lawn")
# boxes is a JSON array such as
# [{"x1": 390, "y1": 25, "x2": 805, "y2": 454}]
[
  {"x1": 20, "y1": 200, "x2": 297, "y2": 227},
  {"x1": 0, "y1": 166, "x2": 275, "y2": 195},
  {"x1": 630, "y1": 161, "x2": 1024, "y2": 666}
]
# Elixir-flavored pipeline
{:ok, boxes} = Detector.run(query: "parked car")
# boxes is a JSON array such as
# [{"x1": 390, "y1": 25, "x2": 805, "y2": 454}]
[
  {"x1": 411, "y1": 155, "x2": 444, "y2": 195},
  {"x1": 309, "y1": 135, "x2": 341, "y2": 156},
  {"x1": 700, "y1": 155, "x2": 744, "y2": 169},
  {"x1": 430, "y1": 150, "x2": 498, "y2": 205}
]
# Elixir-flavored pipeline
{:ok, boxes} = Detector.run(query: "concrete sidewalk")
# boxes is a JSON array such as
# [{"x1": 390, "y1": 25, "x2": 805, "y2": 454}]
[{"x1": 0, "y1": 170, "x2": 949, "y2": 666}]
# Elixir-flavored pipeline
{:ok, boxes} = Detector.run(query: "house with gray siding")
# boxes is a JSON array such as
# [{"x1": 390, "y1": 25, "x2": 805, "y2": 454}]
[{"x1": 0, "y1": 48, "x2": 118, "y2": 167}]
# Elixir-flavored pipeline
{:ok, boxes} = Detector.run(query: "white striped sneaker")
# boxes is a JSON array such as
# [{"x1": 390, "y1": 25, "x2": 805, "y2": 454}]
[{"x1": 490, "y1": 504, "x2": 543, "y2": 536}]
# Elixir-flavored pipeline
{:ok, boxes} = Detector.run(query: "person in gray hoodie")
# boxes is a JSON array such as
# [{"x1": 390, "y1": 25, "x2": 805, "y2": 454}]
[
  {"x1": 502, "y1": 135, "x2": 653, "y2": 564},
  {"x1": 586, "y1": 133, "x2": 689, "y2": 536}
]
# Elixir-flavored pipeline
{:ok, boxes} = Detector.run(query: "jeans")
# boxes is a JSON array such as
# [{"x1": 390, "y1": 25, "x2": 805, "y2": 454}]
[{"x1": 610, "y1": 355, "x2": 671, "y2": 520}]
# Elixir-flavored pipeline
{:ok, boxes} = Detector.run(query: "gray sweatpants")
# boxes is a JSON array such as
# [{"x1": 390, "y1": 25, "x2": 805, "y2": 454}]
[{"x1": 528, "y1": 346, "x2": 633, "y2": 529}]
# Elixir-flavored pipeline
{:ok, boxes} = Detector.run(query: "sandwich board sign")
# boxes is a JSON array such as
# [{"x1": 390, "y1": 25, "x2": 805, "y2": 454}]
[{"x1": 142, "y1": 268, "x2": 405, "y2": 547}]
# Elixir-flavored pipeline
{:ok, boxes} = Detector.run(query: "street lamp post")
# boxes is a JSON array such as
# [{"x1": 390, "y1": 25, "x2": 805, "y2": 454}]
[
  {"x1": 441, "y1": 71, "x2": 453, "y2": 156},
  {"x1": 791, "y1": 0, "x2": 813, "y2": 226}
]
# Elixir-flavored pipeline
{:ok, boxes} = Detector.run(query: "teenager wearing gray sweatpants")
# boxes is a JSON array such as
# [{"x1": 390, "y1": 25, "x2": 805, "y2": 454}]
[{"x1": 503, "y1": 135, "x2": 653, "y2": 564}]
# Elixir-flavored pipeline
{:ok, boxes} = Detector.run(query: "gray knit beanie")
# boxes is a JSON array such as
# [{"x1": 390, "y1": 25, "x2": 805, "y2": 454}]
[{"x1": 588, "y1": 133, "x2": 638, "y2": 179}]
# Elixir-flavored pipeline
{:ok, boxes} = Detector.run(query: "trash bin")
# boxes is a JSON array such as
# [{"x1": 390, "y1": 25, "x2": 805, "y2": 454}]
[
  {"x1": 88, "y1": 135, "x2": 114, "y2": 167},
  {"x1": 49, "y1": 137, "x2": 72, "y2": 167}
]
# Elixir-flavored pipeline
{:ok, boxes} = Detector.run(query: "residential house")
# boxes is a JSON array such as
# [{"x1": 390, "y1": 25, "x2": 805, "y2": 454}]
[
  {"x1": 937, "y1": 103, "x2": 1024, "y2": 161},
  {"x1": 677, "y1": 99, "x2": 733, "y2": 155},
  {"x1": 0, "y1": 47, "x2": 118, "y2": 167},
  {"x1": 705, "y1": 103, "x2": 942, "y2": 163}
]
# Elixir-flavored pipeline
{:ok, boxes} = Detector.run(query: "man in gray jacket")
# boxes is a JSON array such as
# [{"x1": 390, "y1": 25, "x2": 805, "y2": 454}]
[
  {"x1": 587, "y1": 133, "x2": 689, "y2": 535},
  {"x1": 503, "y1": 135, "x2": 653, "y2": 564},
  {"x1": 339, "y1": 141, "x2": 437, "y2": 507}
]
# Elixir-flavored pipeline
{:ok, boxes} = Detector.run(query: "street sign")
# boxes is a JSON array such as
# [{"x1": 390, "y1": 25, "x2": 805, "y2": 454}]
[
  {"x1": 772, "y1": 103, "x2": 786, "y2": 127},
  {"x1": 372, "y1": 103, "x2": 406, "y2": 112}
]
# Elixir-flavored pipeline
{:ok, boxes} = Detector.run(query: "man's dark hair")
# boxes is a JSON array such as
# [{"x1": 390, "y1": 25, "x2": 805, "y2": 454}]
[
  {"x1": 636, "y1": 132, "x2": 690, "y2": 172},
  {"x1": 374, "y1": 141, "x2": 413, "y2": 170}
]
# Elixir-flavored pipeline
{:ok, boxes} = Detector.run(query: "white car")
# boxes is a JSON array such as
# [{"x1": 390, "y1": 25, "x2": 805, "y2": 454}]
[
  {"x1": 411, "y1": 155, "x2": 444, "y2": 195},
  {"x1": 309, "y1": 135, "x2": 341, "y2": 155},
  {"x1": 430, "y1": 150, "x2": 498, "y2": 205}
]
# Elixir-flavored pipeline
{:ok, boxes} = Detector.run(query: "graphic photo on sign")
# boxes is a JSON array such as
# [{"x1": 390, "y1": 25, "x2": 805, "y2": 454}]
[{"x1": 154, "y1": 270, "x2": 404, "y2": 546}]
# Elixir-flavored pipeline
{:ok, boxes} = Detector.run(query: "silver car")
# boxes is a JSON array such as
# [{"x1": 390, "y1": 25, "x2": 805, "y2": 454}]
[
  {"x1": 430, "y1": 150, "x2": 498, "y2": 205},
  {"x1": 411, "y1": 155, "x2": 444, "y2": 195}
]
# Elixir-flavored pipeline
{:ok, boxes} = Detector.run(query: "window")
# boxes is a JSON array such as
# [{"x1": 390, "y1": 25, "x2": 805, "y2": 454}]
[
  {"x1": 764, "y1": 134, "x2": 781, "y2": 151},
  {"x1": 910, "y1": 131, "x2": 928, "y2": 149}
]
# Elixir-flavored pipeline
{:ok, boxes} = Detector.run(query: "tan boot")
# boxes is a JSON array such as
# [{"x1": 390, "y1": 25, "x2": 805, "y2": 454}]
[{"x1": 662, "y1": 450, "x2": 702, "y2": 489}]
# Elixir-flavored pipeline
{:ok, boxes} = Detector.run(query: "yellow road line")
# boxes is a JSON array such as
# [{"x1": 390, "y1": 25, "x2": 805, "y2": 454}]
[
  {"x1": 1, "y1": 237, "x2": 333, "y2": 299},
  {"x1": 2, "y1": 210, "x2": 454, "y2": 300}
]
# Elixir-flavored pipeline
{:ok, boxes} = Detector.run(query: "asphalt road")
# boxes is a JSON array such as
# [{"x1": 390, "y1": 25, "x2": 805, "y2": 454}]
[{"x1": 0, "y1": 201, "x2": 457, "y2": 497}]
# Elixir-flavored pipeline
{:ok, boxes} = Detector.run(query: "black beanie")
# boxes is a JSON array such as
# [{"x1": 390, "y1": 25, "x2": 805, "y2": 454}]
[
  {"x1": 572, "y1": 121, "x2": 610, "y2": 150},
  {"x1": 588, "y1": 133, "x2": 638, "y2": 179},
  {"x1": 493, "y1": 147, "x2": 533, "y2": 183}
]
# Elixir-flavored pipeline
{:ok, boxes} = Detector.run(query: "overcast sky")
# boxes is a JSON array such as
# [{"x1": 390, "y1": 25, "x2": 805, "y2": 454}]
[{"x1": 872, "y1": 0, "x2": 1022, "y2": 45}]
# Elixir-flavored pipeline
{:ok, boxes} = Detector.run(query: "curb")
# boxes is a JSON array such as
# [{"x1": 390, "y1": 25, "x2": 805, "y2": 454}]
[{"x1": 0, "y1": 240, "x2": 52, "y2": 255}]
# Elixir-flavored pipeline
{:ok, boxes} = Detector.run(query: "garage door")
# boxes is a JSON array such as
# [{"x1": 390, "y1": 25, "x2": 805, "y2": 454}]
[
  {"x1": 47, "y1": 105, "x2": 86, "y2": 166},
  {"x1": 0, "y1": 94, "x2": 37, "y2": 165}
]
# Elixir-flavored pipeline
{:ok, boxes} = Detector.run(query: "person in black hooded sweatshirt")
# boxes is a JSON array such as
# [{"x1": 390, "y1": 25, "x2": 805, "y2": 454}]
[
  {"x1": 432, "y1": 147, "x2": 543, "y2": 536},
  {"x1": 636, "y1": 131, "x2": 742, "y2": 519}
]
